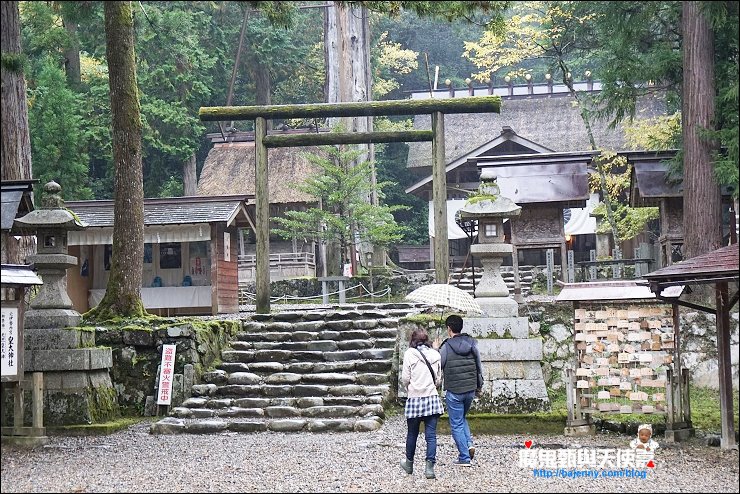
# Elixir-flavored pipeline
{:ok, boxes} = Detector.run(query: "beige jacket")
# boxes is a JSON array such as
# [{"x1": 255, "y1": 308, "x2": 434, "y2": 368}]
[{"x1": 402, "y1": 345, "x2": 442, "y2": 398}]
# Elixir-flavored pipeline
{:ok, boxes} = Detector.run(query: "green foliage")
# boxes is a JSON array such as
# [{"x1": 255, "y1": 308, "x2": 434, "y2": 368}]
[
  {"x1": 27, "y1": 56, "x2": 93, "y2": 201},
  {"x1": 273, "y1": 144, "x2": 408, "y2": 265},
  {"x1": 374, "y1": 139, "x2": 429, "y2": 245}
]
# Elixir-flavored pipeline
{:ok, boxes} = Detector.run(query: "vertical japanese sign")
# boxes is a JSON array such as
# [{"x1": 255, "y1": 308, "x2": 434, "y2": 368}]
[
  {"x1": 157, "y1": 344, "x2": 177, "y2": 405},
  {"x1": 1, "y1": 306, "x2": 19, "y2": 380},
  {"x1": 224, "y1": 232, "x2": 231, "y2": 262}
]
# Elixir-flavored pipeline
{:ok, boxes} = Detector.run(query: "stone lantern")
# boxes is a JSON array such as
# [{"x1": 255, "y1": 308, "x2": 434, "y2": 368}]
[
  {"x1": 14, "y1": 181, "x2": 86, "y2": 329},
  {"x1": 458, "y1": 179, "x2": 521, "y2": 317},
  {"x1": 456, "y1": 178, "x2": 550, "y2": 414}
]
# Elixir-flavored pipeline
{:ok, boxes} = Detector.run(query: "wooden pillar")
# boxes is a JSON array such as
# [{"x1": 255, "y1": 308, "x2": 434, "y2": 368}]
[
  {"x1": 716, "y1": 281, "x2": 736, "y2": 449},
  {"x1": 512, "y1": 244, "x2": 522, "y2": 302},
  {"x1": 255, "y1": 116, "x2": 270, "y2": 313},
  {"x1": 672, "y1": 303, "x2": 683, "y2": 422},
  {"x1": 431, "y1": 111, "x2": 449, "y2": 284},
  {"x1": 32, "y1": 372, "x2": 43, "y2": 429}
]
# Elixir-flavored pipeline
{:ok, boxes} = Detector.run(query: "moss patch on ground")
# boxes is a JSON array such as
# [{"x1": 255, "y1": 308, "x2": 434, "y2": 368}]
[{"x1": 47, "y1": 416, "x2": 156, "y2": 436}]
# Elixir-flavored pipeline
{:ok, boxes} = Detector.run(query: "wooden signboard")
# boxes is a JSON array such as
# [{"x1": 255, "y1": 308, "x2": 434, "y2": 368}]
[{"x1": 1, "y1": 302, "x2": 24, "y2": 383}]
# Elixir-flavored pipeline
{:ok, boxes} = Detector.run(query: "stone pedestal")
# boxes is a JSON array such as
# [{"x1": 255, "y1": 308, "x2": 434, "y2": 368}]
[
  {"x1": 471, "y1": 244, "x2": 520, "y2": 317},
  {"x1": 464, "y1": 317, "x2": 550, "y2": 413},
  {"x1": 15, "y1": 328, "x2": 119, "y2": 426}
]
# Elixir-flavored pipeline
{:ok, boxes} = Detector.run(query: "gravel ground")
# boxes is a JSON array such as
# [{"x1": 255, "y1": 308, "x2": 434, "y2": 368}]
[{"x1": 2, "y1": 415, "x2": 738, "y2": 493}]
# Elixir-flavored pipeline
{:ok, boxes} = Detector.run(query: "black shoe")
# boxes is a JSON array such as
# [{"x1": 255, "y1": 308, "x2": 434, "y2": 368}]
[{"x1": 452, "y1": 460, "x2": 471, "y2": 467}]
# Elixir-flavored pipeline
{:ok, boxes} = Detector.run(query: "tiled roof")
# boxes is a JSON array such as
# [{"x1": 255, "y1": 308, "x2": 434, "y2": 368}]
[
  {"x1": 65, "y1": 195, "x2": 251, "y2": 228},
  {"x1": 406, "y1": 91, "x2": 668, "y2": 170},
  {"x1": 644, "y1": 244, "x2": 739, "y2": 283}
]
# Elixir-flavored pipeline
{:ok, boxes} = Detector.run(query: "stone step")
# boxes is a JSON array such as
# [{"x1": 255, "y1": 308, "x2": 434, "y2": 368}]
[
  {"x1": 150, "y1": 416, "x2": 384, "y2": 434},
  {"x1": 200, "y1": 382, "x2": 391, "y2": 399},
  {"x1": 229, "y1": 338, "x2": 395, "y2": 352},
  {"x1": 174, "y1": 401, "x2": 385, "y2": 419},
  {"x1": 236, "y1": 327, "x2": 399, "y2": 342},
  {"x1": 221, "y1": 348, "x2": 394, "y2": 364},
  {"x1": 212, "y1": 358, "x2": 392, "y2": 377}
]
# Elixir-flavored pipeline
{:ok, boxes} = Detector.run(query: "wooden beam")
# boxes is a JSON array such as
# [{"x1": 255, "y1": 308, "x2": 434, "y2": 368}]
[
  {"x1": 254, "y1": 117, "x2": 270, "y2": 314},
  {"x1": 263, "y1": 130, "x2": 433, "y2": 148},
  {"x1": 655, "y1": 295, "x2": 716, "y2": 315},
  {"x1": 200, "y1": 95, "x2": 501, "y2": 121},
  {"x1": 432, "y1": 111, "x2": 449, "y2": 284}
]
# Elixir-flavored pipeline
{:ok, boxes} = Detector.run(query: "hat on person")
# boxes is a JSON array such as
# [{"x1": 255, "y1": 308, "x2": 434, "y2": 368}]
[{"x1": 638, "y1": 424, "x2": 652, "y2": 433}]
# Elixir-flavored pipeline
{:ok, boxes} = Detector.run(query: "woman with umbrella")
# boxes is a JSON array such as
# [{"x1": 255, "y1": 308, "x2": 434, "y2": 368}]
[{"x1": 400, "y1": 328, "x2": 443, "y2": 480}]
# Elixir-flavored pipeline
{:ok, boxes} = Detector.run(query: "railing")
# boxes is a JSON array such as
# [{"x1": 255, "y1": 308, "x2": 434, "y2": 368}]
[{"x1": 238, "y1": 252, "x2": 315, "y2": 280}]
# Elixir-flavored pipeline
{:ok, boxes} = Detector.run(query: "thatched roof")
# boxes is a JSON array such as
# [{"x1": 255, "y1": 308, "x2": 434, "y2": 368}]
[
  {"x1": 406, "y1": 92, "x2": 668, "y2": 170},
  {"x1": 197, "y1": 142, "x2": 324, "y2": 204}
]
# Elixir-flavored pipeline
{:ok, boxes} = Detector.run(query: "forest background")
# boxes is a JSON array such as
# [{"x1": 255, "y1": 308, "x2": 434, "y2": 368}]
[{"x1": 15, "y1": 0, "x2": 739, "y2": 248}]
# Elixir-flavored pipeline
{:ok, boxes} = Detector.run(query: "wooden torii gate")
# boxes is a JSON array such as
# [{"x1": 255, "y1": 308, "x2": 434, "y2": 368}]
[{"x1": 200, "y1": 96, "x2": 501, "y2": 313}]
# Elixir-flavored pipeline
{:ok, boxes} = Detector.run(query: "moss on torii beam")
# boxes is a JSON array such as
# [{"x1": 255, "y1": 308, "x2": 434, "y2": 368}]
[{"x1": 199, "y1": 96, "x2": 501, "y2": 121}]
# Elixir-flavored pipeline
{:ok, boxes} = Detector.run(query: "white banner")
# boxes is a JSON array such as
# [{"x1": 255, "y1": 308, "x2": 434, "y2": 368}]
[
  {"x1": 157, "y1": 344, "x2": 177, "y2": 405},
  {"x1": 1, "y1": 307, "x2": 19, "y2": 378}
]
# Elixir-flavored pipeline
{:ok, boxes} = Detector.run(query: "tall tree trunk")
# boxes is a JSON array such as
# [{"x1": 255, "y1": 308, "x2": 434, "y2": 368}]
[
  {"x1": 88, "y1": 0, "x2": 145, "y2": 320},
  {"x1": 183, "y1": 153, "x2": 197, "y2": 196},
  {"x1": 682, "y1": 1, "x2": 722, "y2": 259},
  {"x1": 1, "y1": 0, "x2": 35, "y2": 272},
  {"x1": 323, "y1": 1, "x2": 371, "y2": 275},
  {"x1": 62, "y1": 14, "x2": 81, "y2": 89}
]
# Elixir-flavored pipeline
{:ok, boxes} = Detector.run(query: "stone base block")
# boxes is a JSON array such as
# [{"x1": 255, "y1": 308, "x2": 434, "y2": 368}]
[
  {"x1": 24, "y1": 327, "x2": 96, "y2": 351},
  {"x1": 483, "y1": 361, "x2": 545, "y2": 380},
  {"x1": 664, "y1": 427, "x2": 695, "y2": 443},
  {"x1": 463, "y1": 317, "x2": 529, "y2": 338},
  {"x1": 477, "y1": 297, "x2": 519, "y2": 318},
  {"x1": 28, "y1": 348, "x2": 113, "y2": 372},
  {"x1": 477, "y1": 339, "x2": 543, "y2": 361},
  {"x1": 478, "y1": 379, "x2": 550, "y2": 413},
  {"x1": 24, "y1": 309, "x2": 81, "y2": 330},
  {"x1": 1, "y1": 369, "x2": 120, "y2": 426},
  {"x1": 564, "y1": 424, "x2": 596, "y2": 437},
  {"x1": 0, "y1": 435, "x2": 50, "y2": 447}
]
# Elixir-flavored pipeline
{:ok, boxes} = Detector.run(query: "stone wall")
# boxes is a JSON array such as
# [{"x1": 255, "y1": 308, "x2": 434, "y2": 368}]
[
  {"x1": 524, "y1": 301, "x2": 740, "y2": 391},
  {"x1": 94, "y1": 319, "x2": 240, "y2": 415}
]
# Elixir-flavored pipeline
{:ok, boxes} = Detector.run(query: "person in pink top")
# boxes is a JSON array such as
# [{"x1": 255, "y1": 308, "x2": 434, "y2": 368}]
[{"x1": 400, "y1": 328, "x2": 443, "y2": 479}]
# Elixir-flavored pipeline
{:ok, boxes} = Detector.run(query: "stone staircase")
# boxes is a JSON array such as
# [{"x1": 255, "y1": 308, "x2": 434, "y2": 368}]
[
  {"x1": 449, "y1": 266, "x2": 534, "y2": 297},
  {"x1": 150, "y1": 304, "x2": 423, "y2": 434}
]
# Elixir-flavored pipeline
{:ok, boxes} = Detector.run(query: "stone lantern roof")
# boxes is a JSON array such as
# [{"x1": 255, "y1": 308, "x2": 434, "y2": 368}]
[
  {"x1": 457, "y1": 180, "x2": 522, "y2": 219},
  {"x1": 13, "y1": 181, "x2": 86, "y2": 232}
]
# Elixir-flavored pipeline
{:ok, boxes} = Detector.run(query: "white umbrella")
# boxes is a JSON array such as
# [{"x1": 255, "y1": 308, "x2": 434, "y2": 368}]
[{"x1": 405, "y1": 283, "x2": 483, "y2": 315}]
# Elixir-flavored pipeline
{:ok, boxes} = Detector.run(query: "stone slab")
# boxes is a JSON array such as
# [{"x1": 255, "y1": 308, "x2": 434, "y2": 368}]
[
  {"x1": 476, "y1": 339, "x2": 543, "y2": 362},
  {"x1": 463, "y1": 317, "x2": 529, "y2": 339},
  {"x1": 28, "y1": 348, "x2": 112, "y2": 372},
  {"x1": 24, "y1": 309, "x2": 81, "y2": 329},
  {"x1": 476, "y1": 297, "x2": 519, "y2": 318},
  {"x1": 482, "y1": 361, "x2": 545, "y2": 380},
  {"x1": 23, "y1": 327, "x2": 95, "y2": 351}
]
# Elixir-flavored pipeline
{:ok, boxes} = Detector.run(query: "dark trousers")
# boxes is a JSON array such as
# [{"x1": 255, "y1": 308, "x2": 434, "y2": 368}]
[{"x1": 406, "y1": 414, "x2": 439, "y2": 463}]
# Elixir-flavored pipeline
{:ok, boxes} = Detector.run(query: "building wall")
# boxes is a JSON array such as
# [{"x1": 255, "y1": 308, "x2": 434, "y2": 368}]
[
  {"x1": 211, "y1": 224, "x2": 239, "y2": 313},
  {"x1": 67, "y1": 245, "x2": 91, "y2": 312}
]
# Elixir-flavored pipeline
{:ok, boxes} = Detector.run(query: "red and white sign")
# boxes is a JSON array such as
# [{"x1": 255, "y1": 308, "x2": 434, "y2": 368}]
[{"x1": 157, "y1": 344, "x2": 177, "y2": 405}]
